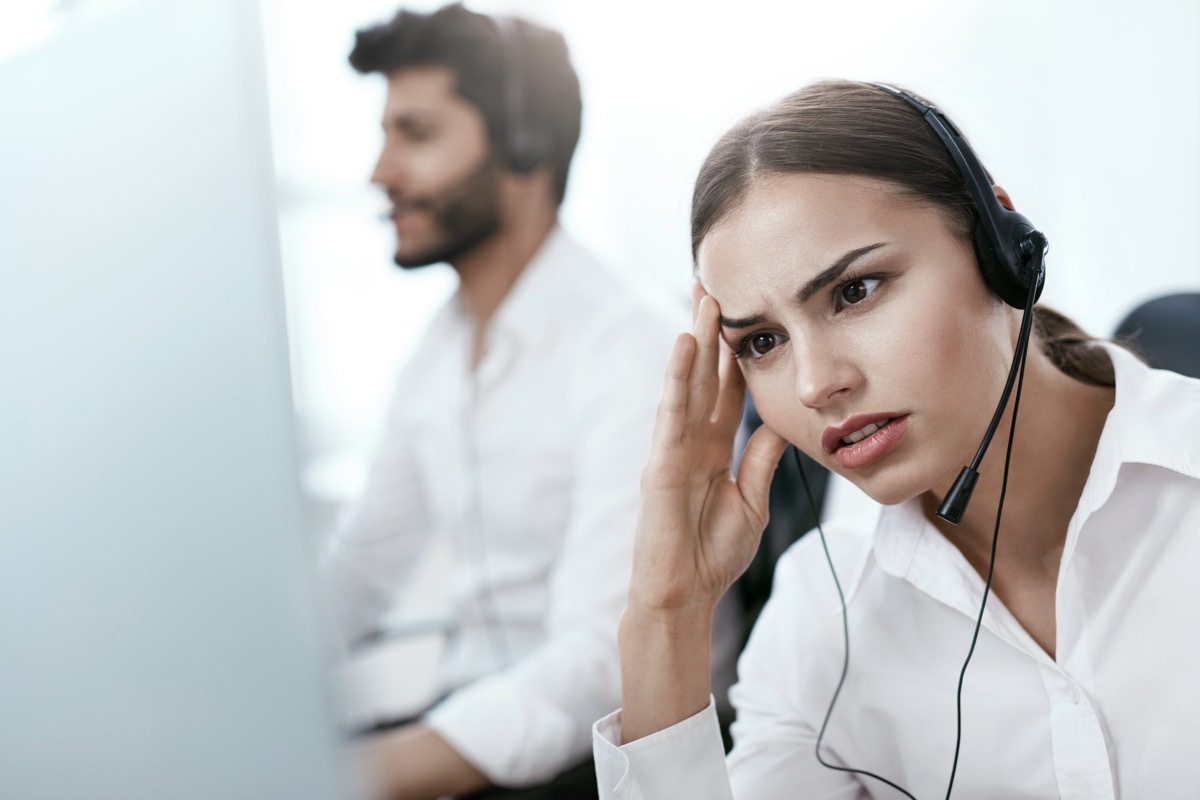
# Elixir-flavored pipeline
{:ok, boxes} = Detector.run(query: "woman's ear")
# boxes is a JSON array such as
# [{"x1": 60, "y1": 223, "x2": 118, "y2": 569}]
[{"x1": 992, "y1": 184, "x2": 1015, "y2": 211}]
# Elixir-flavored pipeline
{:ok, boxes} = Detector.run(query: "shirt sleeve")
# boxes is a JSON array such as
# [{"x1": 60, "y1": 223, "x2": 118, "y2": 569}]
[
  {"x1": 424, "y1": 303, "x2": 680, "y2": 786},
  {"x1": 592, "y1": 700, "x2": 733, "y2": 800},
  {"x1": 592, "y1": 543, "x2": 868, "y2": 799},
  {"x1": 724, "y1": 542, "x2": 866, "y2": 800},
  {"x1": 320, "y1": 382, "x2": 432, "y2": 647}
]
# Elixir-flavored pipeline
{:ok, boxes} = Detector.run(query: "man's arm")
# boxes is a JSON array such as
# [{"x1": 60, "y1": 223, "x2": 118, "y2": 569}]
[
  {"x1": 420, "y1": 303, "x2": 682, "y2": 786},
  {"x1": 358, "y1": 723, "x2": 489, "y2": 800},
  {"x1": 322, "y1": 384, "x2": 432, "y2": 646}
]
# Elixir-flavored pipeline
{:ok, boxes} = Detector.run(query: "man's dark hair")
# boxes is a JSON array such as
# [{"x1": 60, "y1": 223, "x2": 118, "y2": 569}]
[{"x1": 349, "y1": 3, "x2": 582, "y2": 206}]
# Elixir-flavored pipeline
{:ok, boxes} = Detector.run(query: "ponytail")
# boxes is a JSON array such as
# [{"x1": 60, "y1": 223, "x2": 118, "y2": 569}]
[{"x1": 1033, "y1": 306, "x2": 1123, "y2": 387}]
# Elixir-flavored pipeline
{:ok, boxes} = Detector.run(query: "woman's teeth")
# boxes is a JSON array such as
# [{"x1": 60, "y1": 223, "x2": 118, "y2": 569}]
[{"x1": 842, "y1": 418, "x2": 891, "y2": 445}]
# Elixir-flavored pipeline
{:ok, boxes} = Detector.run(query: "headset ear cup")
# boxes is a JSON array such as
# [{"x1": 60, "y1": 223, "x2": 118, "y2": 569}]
[
  {"x1": 972, "y1": 223, "x2": 1025, "y2": 308},
  {"x1": 506, "y1": 129, "x2": 548, "y2": 174},
  {"x1": 495, "y1": 17, "x2": 551, "y2": 176}
]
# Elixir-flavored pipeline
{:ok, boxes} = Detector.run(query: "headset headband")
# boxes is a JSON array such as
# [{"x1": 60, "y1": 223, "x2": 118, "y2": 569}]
[
  {"x1": 493, "y1": 17, "x2": 550, "y2": 174},
  {"x1": 870, "y1": 83, "x2": 1046, "y2": 307}
]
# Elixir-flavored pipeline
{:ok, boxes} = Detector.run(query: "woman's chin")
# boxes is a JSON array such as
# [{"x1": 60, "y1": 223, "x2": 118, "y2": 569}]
[{"x1": 840, "y1": 467, "x2": 930, "y2": 507}]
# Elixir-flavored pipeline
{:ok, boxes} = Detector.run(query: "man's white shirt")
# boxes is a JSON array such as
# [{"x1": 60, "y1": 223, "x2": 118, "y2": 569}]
[
  {"x1": 594, "y1": 343, "x2": 1200, "y2": 799},
  {"x1": 324, "y1": 227, "x2": 683, "y2": 785}
]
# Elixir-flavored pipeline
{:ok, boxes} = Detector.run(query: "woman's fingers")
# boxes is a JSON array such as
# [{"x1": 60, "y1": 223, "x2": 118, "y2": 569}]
[
  {"x1": 690, "y1": 281, "x2": 708, "y2": 325},
  {"x1": 649, "y1": 332, "x2": 696, "y2": 456},
  {"x1": 735, "y1": 424, "x2": 790, "y2": 529},
  {"x1": 712, "y1": 344, "x2": 746, "y2": 438},
  {"x1": 686, "y1": 295, "x2": 722, "y2": 428}
]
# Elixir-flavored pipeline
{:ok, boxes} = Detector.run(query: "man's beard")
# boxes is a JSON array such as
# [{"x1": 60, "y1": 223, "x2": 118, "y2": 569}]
[{"x1": 392, "y1": 158, "x2": 502, "y2": 270}]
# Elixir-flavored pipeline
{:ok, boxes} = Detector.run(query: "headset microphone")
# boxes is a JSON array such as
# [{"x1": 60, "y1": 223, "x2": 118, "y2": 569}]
[
  {"x1": 870, "y1": 84, "x2": 1048, "y2": 524},
  {"x1": 938, "y1": 238, "x2": 1044, "y2": 523}
]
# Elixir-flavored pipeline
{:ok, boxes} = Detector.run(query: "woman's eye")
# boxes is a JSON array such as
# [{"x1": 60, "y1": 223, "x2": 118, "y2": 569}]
[
  {"x1": 837, "y1": 277, "x2": 881, "y2": 308},
  {"x1": 732, "y1": 331, "x2": 786, "y2": 362},
  {"x1": 749, "y1": 333, "x2": 777, "y2": 356}
]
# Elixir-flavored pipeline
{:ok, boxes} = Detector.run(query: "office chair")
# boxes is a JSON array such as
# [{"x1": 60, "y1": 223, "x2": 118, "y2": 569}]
[{"x1": 1113, "y1": 292, "x2": 1200, "y2": 379}]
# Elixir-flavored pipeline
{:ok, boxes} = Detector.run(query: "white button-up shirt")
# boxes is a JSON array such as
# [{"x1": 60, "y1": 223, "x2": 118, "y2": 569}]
[
  {"x1": 324, "y1": 227, "x2": 682, "y2": 785},
  {"x1": 594, "y1": 344, "x2": 1200, "y2": 799}
]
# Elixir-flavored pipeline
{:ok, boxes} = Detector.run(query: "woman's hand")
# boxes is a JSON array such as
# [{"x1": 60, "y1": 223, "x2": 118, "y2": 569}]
[
  {"x1": 628, "y1": 287, "x2": 790, "y2": 615},
  {"x1": 617, "y1": 286, "x2": 789, "y2": 744}
]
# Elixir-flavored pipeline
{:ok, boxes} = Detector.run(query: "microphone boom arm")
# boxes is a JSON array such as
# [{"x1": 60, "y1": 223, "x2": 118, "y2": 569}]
[{"x1": 936, "y1": 231, "x2": 1047, "y2": 524}]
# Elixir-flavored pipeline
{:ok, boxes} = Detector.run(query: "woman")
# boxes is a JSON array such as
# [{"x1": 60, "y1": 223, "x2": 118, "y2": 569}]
[{"x1": 592, "y1": 80, "x2": 1200, "y2": 798}]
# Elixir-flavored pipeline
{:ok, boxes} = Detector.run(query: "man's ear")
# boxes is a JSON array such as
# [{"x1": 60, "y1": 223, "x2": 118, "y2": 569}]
[{"x1": 992, "y1": 184, "x2": 1015, "y2": 211}]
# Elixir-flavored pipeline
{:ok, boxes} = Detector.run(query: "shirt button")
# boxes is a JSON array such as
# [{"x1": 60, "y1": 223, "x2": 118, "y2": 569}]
[{"x1": 1068, "y1": 685, "x2": 1082, "y2": 704}]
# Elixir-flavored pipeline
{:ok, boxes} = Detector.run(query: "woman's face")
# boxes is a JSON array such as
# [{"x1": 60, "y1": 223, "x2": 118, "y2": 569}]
[{"x1": 697, "y1": 172, "x2": 1018, "y2": 505}]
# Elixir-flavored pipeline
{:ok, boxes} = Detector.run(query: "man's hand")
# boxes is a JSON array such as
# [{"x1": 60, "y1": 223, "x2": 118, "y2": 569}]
[{"x1": 357, "y1": 722, "x2": 490, "y2": 800}]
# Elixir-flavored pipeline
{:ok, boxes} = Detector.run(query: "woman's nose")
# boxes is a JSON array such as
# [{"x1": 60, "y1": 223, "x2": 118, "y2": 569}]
[{"x1": 793, "y1": 339, "x2": 861, "y2": 409}]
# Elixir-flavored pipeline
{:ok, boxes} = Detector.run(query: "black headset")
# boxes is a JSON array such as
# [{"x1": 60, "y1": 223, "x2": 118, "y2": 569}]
[
  {"x1": 870, "y1": 82, "x2": 1048, "y2": 524},
  {"x1": 493, "y1": 17, "x2": 553, "y2": 175},
  {"x1": 871, "y1": 83, "x2": 1046, "y2": 310}
]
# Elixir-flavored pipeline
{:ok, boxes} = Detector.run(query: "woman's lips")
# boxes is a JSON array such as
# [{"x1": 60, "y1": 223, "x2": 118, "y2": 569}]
[{"x1": 826, "y1": 415, "x2": 910, "y2": 470}]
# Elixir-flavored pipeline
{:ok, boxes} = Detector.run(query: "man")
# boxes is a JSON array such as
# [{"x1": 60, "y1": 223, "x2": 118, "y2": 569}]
[{"x1": 322, "y1": 5, "x2": 680, "y2": 798}]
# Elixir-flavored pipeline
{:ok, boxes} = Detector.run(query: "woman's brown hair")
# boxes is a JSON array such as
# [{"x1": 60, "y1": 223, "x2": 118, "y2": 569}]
[{"x1": 691, "y1": 79, "x2": 1116, "y2": 386}]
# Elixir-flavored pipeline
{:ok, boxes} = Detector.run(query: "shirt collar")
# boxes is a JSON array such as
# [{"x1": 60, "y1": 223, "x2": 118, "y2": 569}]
[
  {"x1": 1078, "y1": 341, "x2": 1200, "y2": 516},
  {"x1": 870, "y1": 340, "x2": 1200, "y2": 580},
  {"x1": 433, "y1": 225, "x2": 580, "y2": 385},
  {"x1": 485, "y1": 224, "x2": 579, "y2": 347}
]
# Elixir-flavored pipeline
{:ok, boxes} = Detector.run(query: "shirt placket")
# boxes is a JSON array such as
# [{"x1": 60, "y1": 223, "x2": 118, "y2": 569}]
[
  {"x1": 902, "y1": 521, "x2": 1118, "y2": 800},
  {"x1": 1043, "y1": 513, "x2": 1117, "y2": 800},
  {"x1": 461, "y1": 361, "x2": 512, "y2": 671},
  {"x1": 459, "y1": 328, "x2": 521, "y2": 672},
  {"x1": 1039, "y1": 662, "x2": 1116, "y2": 800}
]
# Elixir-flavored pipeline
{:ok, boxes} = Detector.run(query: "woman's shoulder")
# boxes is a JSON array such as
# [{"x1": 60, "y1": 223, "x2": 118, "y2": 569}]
[
  {"x1": 770, "y1": 503, "x2": 883, "y2": 617},
  {"x1": 734, "y1": 504, "x2": 888, "y2": 701},
  {"x1": 1105, "y1": 343, "x2": 1200, "y2": 479}
]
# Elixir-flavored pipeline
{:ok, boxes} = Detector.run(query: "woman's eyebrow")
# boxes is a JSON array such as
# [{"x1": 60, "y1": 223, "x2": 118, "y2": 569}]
[
  {"x1": 796, "y1": 242, "x2": 887, "y2": 302},
  {"x1": 718, "y1": 312, "x2": 767, "y2": 329},
  {"x1": 717, "y1": 242, "x2": 887, "y2": 329}
]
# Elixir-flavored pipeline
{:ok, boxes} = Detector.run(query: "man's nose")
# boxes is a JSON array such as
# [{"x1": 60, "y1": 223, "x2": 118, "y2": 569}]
[{"x1": 370, "y1": 143, "x2": 405, "y2": 189}]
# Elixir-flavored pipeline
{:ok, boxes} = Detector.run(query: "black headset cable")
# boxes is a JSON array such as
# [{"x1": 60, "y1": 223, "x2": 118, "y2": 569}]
[{"x1": 798, "y1": 253, "x2": 1043, "y2": 800}]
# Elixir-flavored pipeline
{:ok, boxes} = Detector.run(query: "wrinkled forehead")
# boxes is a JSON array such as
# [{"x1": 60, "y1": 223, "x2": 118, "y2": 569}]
[{"x1": 695, "y1": 173, "x2": 947, "y2": 309}]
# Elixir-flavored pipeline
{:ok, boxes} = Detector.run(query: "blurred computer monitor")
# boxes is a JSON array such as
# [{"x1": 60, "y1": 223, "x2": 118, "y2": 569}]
[{"x1": 0, "y1": 1, "x2": 349, "y2": 798}]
